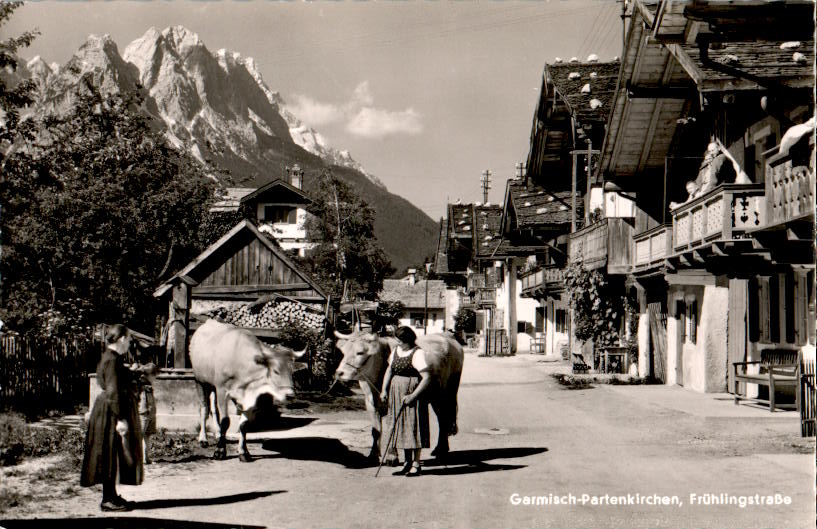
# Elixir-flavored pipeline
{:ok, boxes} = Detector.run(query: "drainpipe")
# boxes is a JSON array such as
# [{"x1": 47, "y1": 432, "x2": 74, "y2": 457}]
[{"x1": 697, "y1": 35, "x2": 782, "y2": 92}]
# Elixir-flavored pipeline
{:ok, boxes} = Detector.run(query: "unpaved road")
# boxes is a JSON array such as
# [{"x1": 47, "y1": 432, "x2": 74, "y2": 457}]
[{"x1": 2, "y1": 352, "x2": 814, "y2": 529}]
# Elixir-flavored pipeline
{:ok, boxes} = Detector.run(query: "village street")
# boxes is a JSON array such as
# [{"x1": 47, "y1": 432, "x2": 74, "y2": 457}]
[{"x1": 3, "y1": 349, "x2": 814, "y2": 529}]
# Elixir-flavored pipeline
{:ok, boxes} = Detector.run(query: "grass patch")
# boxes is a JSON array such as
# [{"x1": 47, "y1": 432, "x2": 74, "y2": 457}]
[{"x1": 1, "y1": 412, "x2": 84, "y2": 467}]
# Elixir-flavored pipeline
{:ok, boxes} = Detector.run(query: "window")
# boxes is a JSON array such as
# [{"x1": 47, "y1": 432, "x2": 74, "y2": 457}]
[
  {"x1": 685, "y1": 300, "x2": 697, "y2": 345},
  {"x1": 410, "y1": 312, "x2": 425, "y2": 328},
  {"x1": 535, "y1": 307, "x2": 545, "y2": 333},
  {"x1": 263, "y1": 206, "x2": 297, "y2": 224},
  {"x1": 555, "y1": 309, "x2": 568, "y2": 334},
  {"x1": 676, "y1": 300, "x2": 686, "y2": 343},
  {"x1": 752, "y1": 272, "x2": 814, "y2": 345}
]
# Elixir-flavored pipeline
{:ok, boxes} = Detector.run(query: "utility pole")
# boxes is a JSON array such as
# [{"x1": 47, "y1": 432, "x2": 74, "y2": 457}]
[
  {"x1": 570, "y1": 146, "x2": 601, "y2": 229},
  {"x1": 481, "y1": 170, "x2": 492, "y2": 203},
  {"x1": 423, "y1": 261, "x2": 432, "y2": 335}
]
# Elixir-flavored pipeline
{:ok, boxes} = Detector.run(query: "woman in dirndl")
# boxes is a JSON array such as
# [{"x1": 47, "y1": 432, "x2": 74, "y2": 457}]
[{"x1": 379, "y1": 326, "x2": 431, "y2": 476}]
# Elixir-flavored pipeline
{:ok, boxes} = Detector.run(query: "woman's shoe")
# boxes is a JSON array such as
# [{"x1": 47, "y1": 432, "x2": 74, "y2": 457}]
[
  {"x1": 406, "y1": 464, "x2": 421, "y2": 477},
  {"x1": 392, "y1": 463, "x2": 412, "y2": 476},
  {"x1": 100, "y1": 500, "x2": 130, "y2": 512}
]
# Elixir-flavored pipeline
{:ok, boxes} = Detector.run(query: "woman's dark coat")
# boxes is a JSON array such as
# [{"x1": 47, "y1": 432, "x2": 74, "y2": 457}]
[{"x1": 80, "y1": 348, "x2": 144, "y2": 487}]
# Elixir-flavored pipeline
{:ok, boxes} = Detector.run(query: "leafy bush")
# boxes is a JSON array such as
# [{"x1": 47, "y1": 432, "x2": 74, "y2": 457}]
[
  {"x1": 564, "y1": 264, "x2": 624, "y2": 348},
  {"x1": 454, "y1": 308, "x2": 476, "y2": 334},
  {"x1": 278, "y1": 321, "x2": 339, "y2": 391}
]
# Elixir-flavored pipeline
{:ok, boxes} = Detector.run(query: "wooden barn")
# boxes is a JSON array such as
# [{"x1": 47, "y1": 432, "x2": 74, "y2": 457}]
[{"x1": 153, "y1": 219, "x2": 328, "y2": 368}]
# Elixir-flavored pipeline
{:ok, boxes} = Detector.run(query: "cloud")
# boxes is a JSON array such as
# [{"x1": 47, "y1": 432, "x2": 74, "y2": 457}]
[
  {"x1": 347, "y1": 107, "x2": 423, "y2": 138},
  {"x1": 286, "y1": 94, "x2": 344, "y2": 127},
  {"x1": 352, "y1": 81, "x2": 374, "y2": 106},
  {"x1": 286, "y1": 81, "x2": 422, "y2": 139}
]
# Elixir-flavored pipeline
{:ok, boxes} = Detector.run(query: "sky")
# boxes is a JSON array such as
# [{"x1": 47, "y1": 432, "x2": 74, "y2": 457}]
[{"x1": 8, "y1": 0, "x2": 624, "y2": 220}]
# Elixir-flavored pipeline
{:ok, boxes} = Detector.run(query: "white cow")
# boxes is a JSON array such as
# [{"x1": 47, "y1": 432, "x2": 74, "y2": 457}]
[
  {"x1": 189, "y1": 319, "x2": 306, "y2": 462},
  {"x1": 334, "y1": 331, "x2": 463, "y2": 461}
]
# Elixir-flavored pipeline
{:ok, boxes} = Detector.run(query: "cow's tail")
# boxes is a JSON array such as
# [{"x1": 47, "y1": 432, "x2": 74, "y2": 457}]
[{"x1": 446, "y1": 370, "x2": 461, "y2": 436}]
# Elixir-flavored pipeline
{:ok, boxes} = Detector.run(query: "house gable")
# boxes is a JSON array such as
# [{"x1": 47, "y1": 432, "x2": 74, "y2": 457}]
[{"x1": 154, "y1": 220, "x2": 326, "y2": 301}]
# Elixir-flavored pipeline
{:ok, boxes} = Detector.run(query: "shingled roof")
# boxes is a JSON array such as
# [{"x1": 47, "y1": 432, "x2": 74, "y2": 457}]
[
  {"x1": 506, "y1": 180, "x2": 575, "y2": 229},
  {"x1": 434, "y1": 217, "x2": 450, "y2": 275},
  {"x1": 449, "y1": 203, "x2": 475, "y2": 238},
  {"x1": 473, "y1": 205, "x2": 506, "y2": 258},
  {"x1": 380, "y1": 279, "x2": 446, "y2": 309},
  {"x1": 674, "y1": 39, "x2": 814, "y2": 92},
  {"x1": 547, "y1": 60, "x2": 620, "y2": 127}
]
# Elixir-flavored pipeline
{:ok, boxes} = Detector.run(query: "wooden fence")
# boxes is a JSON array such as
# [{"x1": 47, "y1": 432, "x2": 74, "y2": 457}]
[{"x1": 0, "y1": 333, "x2": 99, "y2": 412}]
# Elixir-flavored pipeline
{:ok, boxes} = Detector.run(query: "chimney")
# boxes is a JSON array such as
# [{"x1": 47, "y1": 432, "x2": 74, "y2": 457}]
[
  {"x1": 407, "y1": 268, "x2": 417, "y2": 285},
  {"x1": 290, "y1": 163, "x2": 303, "y2": 189}
]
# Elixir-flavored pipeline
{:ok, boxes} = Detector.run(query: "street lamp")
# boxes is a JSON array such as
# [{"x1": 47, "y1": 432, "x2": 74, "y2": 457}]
[{"x1": 423, "y1": 261, "x2": 432, "y2": 335}]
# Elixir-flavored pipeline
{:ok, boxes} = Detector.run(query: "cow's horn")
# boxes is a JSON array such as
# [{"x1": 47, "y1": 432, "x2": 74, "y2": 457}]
[
  {"x1": 334, "y1": 330, "x2": 352, "y2": 340},
  {"x1": 292, "y1": 347, "x2": 308, "y2": 359}
]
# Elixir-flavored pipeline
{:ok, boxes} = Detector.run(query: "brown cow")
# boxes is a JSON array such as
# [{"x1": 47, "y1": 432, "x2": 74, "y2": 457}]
[
  {"x1": 334, "y1": 331, "x2": 463, "y2": 461},
  {"x1": 190, "y1": 319, "x2": 306, "y2": 462}
]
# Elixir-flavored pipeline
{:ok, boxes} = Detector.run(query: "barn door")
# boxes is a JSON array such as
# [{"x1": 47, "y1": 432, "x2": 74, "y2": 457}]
[{"x1": 648, "y1": 302, "x2": 668, "y2": 383}]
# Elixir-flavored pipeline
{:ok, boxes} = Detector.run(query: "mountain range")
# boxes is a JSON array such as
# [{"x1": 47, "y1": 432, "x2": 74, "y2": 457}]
[{"x1": 17, "y1": 25, "x2": 439, "y2": 274}]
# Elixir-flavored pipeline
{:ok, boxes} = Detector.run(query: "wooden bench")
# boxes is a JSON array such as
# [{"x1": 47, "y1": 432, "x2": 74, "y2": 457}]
[{"x1": 732, "y1": 349, "x2": 800, "y2": 412}]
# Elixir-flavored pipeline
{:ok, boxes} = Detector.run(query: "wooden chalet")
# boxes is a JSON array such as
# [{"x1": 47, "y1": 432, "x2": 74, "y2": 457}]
[
  {"x1": 508, "y1": 57, "x2": 620, "y2": 357},
  {"x1": 597, "y1": 0, "x2": 815, "y2": 404},
  {"x1": 153, "y1": 219, "x2": 327, "y2": 367}
]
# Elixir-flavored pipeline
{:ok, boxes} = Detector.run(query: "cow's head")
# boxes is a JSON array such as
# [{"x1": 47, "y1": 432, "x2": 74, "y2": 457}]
[
  {"x1": 333, "y1": 330, "x2": 389, "y2": 386},
  {"x1": 241, "y1": 344, "x2": 306, "y2": 412}
]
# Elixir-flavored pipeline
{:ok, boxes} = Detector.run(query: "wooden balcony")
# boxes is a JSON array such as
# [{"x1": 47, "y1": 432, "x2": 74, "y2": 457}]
[
  {"x1": 671, "y1": 183, "x2": 765, "y2": 253},
  {"x1": 467, "y1": 273, "x2": 486, "y2": 291},
  {"x1": 568, "y1": 218, "x2": 633, "y2": 274},
  {"x1": 473, "y1": 288, "x2": 496, "y2": 306},
  {"x1": 633, "y1": 224, "x2": 672, "y2": 273},
  {"x1": 520, "y1": 266, "x2": 566, "y2": 297},
  {"x1": 764, "y1": 143, "x2": 815, "y2": 229}
]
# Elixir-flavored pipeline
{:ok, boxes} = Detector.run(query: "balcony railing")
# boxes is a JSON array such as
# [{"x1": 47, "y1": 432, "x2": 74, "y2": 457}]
[
  {"x1": 765, "y1": 143, "x2": 815, "y2": 228},
  {"x1": 568, "y1": 218, "x2": 633, "y2": 274},
  {"x1": 520, "y1": 266, "x2": 566, "y2": 295},
  {"x1": 467, "y1": 274, "x2": 486, "y2": 291},
  {"x1": 671, "y1": 183, "x2": 765, "y2": 252},
  {"x1": 473, "y1": 288, "x2": 496, "y2": 305},
  {"x1": 633, "y1": 224, "x2": 672, "y2": 271}
]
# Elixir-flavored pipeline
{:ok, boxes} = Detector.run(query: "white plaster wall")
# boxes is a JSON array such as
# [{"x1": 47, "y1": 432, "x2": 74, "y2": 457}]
[
  {"x1": 258, "y1": 208, "x2": 308, "y2": 240},
  {"x1": 516, "y1": 286, "x2": 538, "y2": 352},
  {"x1": 637, "y1": 313, "x2": 651, "y2": 378},
  {"x1": 701, "y1": 284, "x2": 729, "y2": 393},
  {"x1": 665, "y1": 315, "x2": 679, "y2": 385},
  {"x1": 398, "y1": 310, "x2": 445, "y2": 336},
  {"x1": 671, "y1": 284, "x2": 729, "y2": 393},
  {"x1": 444, "y1": 289, "x2": 460, "y2": 331}
]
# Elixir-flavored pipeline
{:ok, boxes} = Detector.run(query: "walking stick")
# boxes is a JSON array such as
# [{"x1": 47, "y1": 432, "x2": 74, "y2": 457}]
[{"x1": 375, "y1": 403, "x2": 406, "y2": 477}]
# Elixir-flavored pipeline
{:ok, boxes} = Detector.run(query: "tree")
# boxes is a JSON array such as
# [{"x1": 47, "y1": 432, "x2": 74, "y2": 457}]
[
  {"x1": 298, "y1": 171, "x2": 393, "y2": 301},
  {"x1": 0, "y1": 2, "x2": 38, "y2": 165},
  {"x1": 454, "y1": 307, "x2": 476, "y2": 335},
  {"x1": 1, "y1": 83, "x2": 218, "y2": 334}
]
